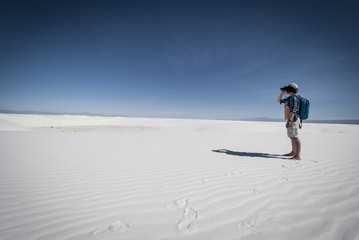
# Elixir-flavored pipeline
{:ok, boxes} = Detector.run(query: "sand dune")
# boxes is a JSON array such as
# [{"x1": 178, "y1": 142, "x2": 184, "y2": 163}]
[{"x1": 0, "y1": 114, "x2": 358, "y2": 240}]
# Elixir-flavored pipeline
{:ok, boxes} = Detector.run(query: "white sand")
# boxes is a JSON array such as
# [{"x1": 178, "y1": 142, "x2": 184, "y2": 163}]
[{"x1": 0, "y1": 114, "x2": 358, "y2": 240}]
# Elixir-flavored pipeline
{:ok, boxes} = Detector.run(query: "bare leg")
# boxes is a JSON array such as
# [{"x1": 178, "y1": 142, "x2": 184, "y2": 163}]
[
  {"x1": 284, "y1": 138, "x2": 296, "y2": 156},
  {"x1": 290, "y1": 137, "x2": 301, "y2": 160}
]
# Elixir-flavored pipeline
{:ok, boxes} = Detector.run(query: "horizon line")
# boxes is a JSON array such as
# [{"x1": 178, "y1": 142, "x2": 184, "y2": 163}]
[{"x1": 1, "y1": 109, "x2": 359, "y2": 125}]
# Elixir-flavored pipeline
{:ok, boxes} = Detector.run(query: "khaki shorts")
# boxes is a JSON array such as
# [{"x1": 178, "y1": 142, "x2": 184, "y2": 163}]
[{"x1": 287, "y1": 119, "x2": 300, "y2": 138}]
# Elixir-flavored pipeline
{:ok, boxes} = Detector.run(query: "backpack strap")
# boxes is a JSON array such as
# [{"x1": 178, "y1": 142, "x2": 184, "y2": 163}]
[{"x1": 296, "y1": 95, "x2": 303, "y2": 129}]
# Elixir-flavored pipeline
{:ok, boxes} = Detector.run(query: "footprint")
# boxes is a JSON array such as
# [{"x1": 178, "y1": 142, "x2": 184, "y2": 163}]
[
  {"x1": 281, "y1": 164, "x2": 297, "y2": 170},
  {"x1": 225, "y1": 171, "x2": 241, "y2": 176},
  {"x1": 166, "y1": 197, "x2": 189, "y2": 211},
  {"x1": 93, "y1": 227, "x2": 108, "y2": 236},
  {"x1": 109, "y1": 220, "x2": 131, "y2": 232},
  {"x1": 279, "y1": 175, "x2": 289, "y2": 181},
  {"x1": 238, "y1": 214, "x2": 259, "y2": 229},
  {"x1": 253, "y1": 189, "x2": 262, "y2": 195},
  {"x1": 201, "y1": 179, "x2": 216, "y2": 184},
  {"x1": 93, "y1": 220, "x2": 131, "y2": 236},
  {"x1": 177, "y1": 207, "x2": 198, "y2": 232},
  {"x1": 281, "y1": 164, "x2": 291, "y2": 169},
  {"x1": 294, "y1": 161, "x2": 303, "y2": 167}
]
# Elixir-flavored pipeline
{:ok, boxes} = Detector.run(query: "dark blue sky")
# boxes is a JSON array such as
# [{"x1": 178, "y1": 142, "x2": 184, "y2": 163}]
[{"x1": 1, "y1": 0, "x2": 358, "y2": 120}]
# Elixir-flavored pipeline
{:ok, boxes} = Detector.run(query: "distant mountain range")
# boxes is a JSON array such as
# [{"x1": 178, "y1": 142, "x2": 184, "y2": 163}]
[
  {"x1": 1, "y1": 110, "x2": 358, "y2": 125},
  {"x1": 240, "y1": 117, "x2": 359, "y2": 125},
  {"x1": 304, "y1": 119, "x2": 359, "y2": 125},
  {"x1": 0, "y1": 109, "x2": 114, "y2": 117}
]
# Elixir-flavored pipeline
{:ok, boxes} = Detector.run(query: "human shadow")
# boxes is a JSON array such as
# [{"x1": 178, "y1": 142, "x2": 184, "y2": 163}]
[{"x1": 212, "y1": 149, "x2": 287, "y2": 160}]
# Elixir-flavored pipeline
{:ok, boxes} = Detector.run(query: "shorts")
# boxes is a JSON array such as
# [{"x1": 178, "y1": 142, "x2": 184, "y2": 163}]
[{"x1": 287, "y1": 119, "x2": 300, "y2": 138}]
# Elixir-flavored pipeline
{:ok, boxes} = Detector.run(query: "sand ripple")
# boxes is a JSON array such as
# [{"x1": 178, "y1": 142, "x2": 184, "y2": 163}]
[{"x1": 1, "y1": 115, "x2": 359, "y2": 239}]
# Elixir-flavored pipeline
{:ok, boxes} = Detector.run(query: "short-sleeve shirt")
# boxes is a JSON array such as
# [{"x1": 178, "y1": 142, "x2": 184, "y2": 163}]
[{"x1": 280, "y1": 94, "x2": 300, "y2": 122}]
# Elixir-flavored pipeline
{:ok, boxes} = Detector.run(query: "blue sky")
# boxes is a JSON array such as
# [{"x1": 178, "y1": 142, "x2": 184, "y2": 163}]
[{"x1": 1, "y1": 0, "x2": 358, "y2": 120}]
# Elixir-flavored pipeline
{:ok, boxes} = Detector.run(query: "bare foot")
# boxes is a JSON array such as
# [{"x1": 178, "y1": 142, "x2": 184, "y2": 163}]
[
  {"x1": 290, "y1": 156, "x2": 301, "y2": 160},
  {"x1": 283, "y1": 152, "x2": 295, "y2": 156}
]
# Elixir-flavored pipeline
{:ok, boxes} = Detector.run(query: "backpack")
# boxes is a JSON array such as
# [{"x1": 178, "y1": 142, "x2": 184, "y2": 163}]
[{"x1": 296, "y1": 95, "x2": 310, "y2": 128}]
